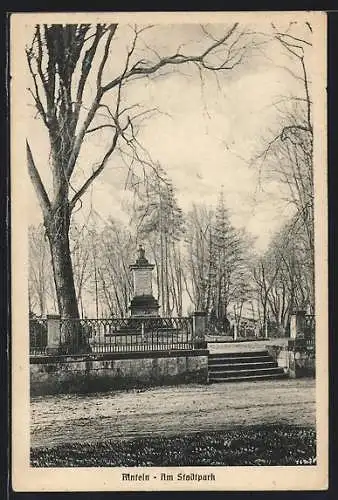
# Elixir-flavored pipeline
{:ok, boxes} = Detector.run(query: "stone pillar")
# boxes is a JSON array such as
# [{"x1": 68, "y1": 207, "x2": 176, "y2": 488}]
[
  {"x1": 192, "y1": 311, "x2": 207, "y2": 348},
  {"x1": 290, "y1": 310, "x2": 306, "y2": 339},
  {"x1": 46, "y1": 314, "x2": 61, "y2": 354},
  {"x1": 288, "y1": 310, "x2": 314, "y2": 377},
  {"x1": 233, "y1": 322, "x2": 238, "y2": 341},
  {"x1": 264, "y1": 319, "x2": 268, "y2": 339},
  {"x1": 129, "y1": 245, "x2": 159, "y2": 317}
]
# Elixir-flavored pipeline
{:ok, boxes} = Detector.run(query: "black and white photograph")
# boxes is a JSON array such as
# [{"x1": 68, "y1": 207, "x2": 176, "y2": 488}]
[{"x1": 11, "y1": 11, "x2": 328, "y2": 491}]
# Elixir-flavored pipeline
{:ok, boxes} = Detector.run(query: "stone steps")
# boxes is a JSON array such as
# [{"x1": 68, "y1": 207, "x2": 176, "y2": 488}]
[
  {"x1": 208, "y1": 350, "x2": 287, "y2": 383},
  {"x1": 209, "y1": 355, "x2": 272, "y2": 364},
  {"x1": 208, "y1": 372, "x2": 287, "y2": 383},
  {"x1": 209, "y1": 361, "x2": 276, "y2": 370},
  {"x1": 210, "y1": 350, "x2": 269, "y2": 358}
]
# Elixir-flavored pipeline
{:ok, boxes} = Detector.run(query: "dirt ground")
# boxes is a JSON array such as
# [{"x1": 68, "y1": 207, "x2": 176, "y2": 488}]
[
  {"x1": 31, "y1": 377, "x2": 315, "y2": 449},
  {"x1": 207, "y1": 338, "x2": 289, "y2": 352}
]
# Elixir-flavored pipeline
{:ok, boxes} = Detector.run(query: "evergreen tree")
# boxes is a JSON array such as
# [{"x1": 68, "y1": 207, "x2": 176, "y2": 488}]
[
  {"x1": 211, "y1": 189, "x2": 252, "y2": 331},
  {"x1": 134, "y1": 164, "x2": 184, "y2": 316}
]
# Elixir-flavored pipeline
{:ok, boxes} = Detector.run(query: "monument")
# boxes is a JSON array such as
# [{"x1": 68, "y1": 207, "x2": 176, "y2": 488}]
[{"x1": 129, "y1": 245, "x2": 160, "y2": 317}]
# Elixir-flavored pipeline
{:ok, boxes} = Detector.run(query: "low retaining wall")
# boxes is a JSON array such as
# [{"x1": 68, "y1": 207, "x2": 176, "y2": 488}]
[
  {"x1": 267, "y1": 343, "x2": 315, "y2": 378},
  {"x1": 30, "y1": 350, "x2": 209, "y2": 396}
]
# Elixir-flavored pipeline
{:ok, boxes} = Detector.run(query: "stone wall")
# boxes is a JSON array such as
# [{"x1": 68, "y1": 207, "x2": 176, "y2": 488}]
[
  {"x1": 267, "y1": 343, "x2": 315, "y2": 378},
  {"x1": 30, "y1": 350, "x2": 209, "y2": 396}
]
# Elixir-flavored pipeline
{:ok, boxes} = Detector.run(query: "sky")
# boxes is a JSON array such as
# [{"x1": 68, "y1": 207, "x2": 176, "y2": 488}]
[{"x1": 25, "y1": 20, "x2": 314, "y2": 251}]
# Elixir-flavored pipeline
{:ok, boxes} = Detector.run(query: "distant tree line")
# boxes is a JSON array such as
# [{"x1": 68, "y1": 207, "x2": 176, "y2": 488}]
[
  {"x1": 29, "y1": 166, "x2": 314, "y2": 336},
  {"x1": 26, "y1": 22, "x2": 315, "y2": 344}
]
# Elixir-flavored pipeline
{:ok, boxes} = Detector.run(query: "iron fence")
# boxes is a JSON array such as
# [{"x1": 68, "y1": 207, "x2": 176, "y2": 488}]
[
  {"x1": 287, "y1": 314, "x2": 315, "y2": 352},
  {"x1": 305, "y1": 314, "x2": 315, "y2": 337},
  {"x1": 206, "y1": 318, "x2": 260, "y2": 339},
  {"x1": 29, "y1": 316, "x2": 195, "y2": 355},
  {"x1": 29, "y1": 317, "x2": 48, "y2": 355},
  {"x1": 237, "y1": 323, "x2": 260, "y2": 339},
  {"x1": 304, "y1": 314, "x2": 315, "y2": 351},
  {"x1": 289, "y1": 337, "x2": 316, "y2": 352}
]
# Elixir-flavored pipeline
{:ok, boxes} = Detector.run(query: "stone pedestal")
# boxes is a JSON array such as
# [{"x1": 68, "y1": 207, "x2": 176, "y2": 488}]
[
  {"x1": 46, "y1": 314, "x2": 61, "y2": 354},
  {"x1": 233, "y1": 322, "x2": 238, "y2": 341},
  {"x1": 264, "y1": 319, "x2": 269, "y2": 339},
  {"x1": 129, "y1": 295, "x2": 160, "y2": 317},
  {"x1": 290, "y1": 310, "x2": 306, "y2": 339},
  {"x1": 129, "y1": 245, "x2": 159, "y2": 317},
  {"x1": 192, "y1": 311, "x2": 207, "y2": 348}
]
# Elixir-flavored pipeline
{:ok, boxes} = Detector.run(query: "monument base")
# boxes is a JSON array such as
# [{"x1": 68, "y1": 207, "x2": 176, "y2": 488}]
[
  {"x1": 45, "y1": 345, "x2": 61, "y2": 355},
  {"x1": 129, "y1": 295, "x2": 160, "y2": 317}
]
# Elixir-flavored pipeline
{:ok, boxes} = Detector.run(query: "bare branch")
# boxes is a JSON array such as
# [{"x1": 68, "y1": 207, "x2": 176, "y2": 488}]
[
  {"x1": 76, "y1": 25, "x2": 106, "y2": 108},
  {"x1": 85, "y1": 123, "x2": 117, "y2": 134},
  {"x1": 70, "y1": 129, "x2": 119, "y2": 210},
  {"x1": 96, "y1": 24, "x2": 118, "y2": 89},
  {"x1": 26, "y1": 41, "x2": 48, "y2": 126},
  {"x1": 66, "y1": 88, "x2": 103, "y2": 177},
  {"x1": 102, "y1": 23, "x2": 239, "y2": 93},
  {"x1": 275, "y1": 32, "x2": 312, "y2": 47},
  {"x1": 26, "y1": 141, "x2": 51, "y2": 220}
]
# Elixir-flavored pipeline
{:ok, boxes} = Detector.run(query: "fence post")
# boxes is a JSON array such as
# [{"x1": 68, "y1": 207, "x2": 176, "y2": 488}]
[
  {"x1": 192, "y1": 311, "x2": 207, "y2": 349},
  {"x1": 46, "y1": 314, "x2": 61, "y2": 354},
  {"x1": 264, "y1": 319, "x2": 268, "y2": 339},
  {"x1": 290, "y1": 310, "x2": 306, "y2": 340},
  {"x1": 233, "y1": 322, "x2": 238, "y2": 341}
]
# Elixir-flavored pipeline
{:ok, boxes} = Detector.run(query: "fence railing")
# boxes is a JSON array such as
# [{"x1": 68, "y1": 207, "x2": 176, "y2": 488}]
[
  {"x1": 30, "y1": 317, "x2": 48, "y2": 355},
  {"x1": 304, "y1": 314, "x2": 315, "y2": 351},
  {"x1": 304, "y1": 314, "x2": 315, "y2": 338},
  {"x1": 30, "y1": 315, "x2": 200, "y2": 355}
]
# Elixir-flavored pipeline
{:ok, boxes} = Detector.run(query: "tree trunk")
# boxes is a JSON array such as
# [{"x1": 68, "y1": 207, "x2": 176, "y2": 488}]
[
  {"x1": 44, "y1": 203, "x2": 89, "y2": 353},
  {"x1": 47, "y1": 230, "x2": 79, "y2": 320}
]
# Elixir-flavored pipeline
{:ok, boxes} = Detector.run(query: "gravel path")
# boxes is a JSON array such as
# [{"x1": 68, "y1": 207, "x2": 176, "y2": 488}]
[
  {"x1": 207, "y1": 339, "x2": 288, "y2": 352},
  {"x1": 31, "y1": 378, "x2": 315, "y2": 449}
]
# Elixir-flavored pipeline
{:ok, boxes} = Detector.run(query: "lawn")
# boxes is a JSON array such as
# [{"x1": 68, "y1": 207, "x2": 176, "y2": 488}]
[{"x1": 31, "y1": 425, "x2": 316, "y2": 467}]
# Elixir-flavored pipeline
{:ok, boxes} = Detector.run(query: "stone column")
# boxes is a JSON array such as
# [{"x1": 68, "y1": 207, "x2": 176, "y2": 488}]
[
  {"x1": 264, "y1": 319, "x2": 268, "y2": 339},
  {"x1": 192, "y1": 311, "x2": 207, "y2": 349},
  {"x1": 46, "y1": 314, "x2": 61, "y2": 354},
  {"x1": 233, "y1": 322, "x2": 238, "y2": 341},
  {"x1": 290, "y1": 310, "x2": 306, "y2": 339}
]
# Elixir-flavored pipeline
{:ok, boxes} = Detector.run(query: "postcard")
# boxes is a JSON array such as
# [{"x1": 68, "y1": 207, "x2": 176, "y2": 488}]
[{"x1": 11, "y1": 11, "x2": 328, "y2": 491}]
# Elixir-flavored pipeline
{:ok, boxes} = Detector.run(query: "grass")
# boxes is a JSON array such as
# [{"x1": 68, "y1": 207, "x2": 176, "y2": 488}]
[{"x1": 30, "y1": 425, "x2": 316, "y2": 467}]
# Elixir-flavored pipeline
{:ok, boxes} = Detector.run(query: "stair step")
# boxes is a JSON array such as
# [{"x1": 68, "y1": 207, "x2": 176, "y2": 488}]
[
  {"x1": 209, "y1": 361, "x2": 276, "y2": 370},
  {"x1": 209, "y1": 367, "x2": 284, "y2": 377},
  {"x1": 209, "y1": 356, "x2": 272, "y2": 364},
  {"x1": 209, "y1": 350, "x2": 269, "y2": 358},
  {"x1": 207, "y1": 349, "x2": 286, "y2": 383},
  {"x1": 209, "y1": 372, "x2": 287, "y2": 383},
  {"x1": 209, "y1": 366, "x2": 283, "y2": 374}
]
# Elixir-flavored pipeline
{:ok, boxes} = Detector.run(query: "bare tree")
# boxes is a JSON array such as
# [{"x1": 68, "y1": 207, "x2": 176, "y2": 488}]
[
  {"x1": 28, "y1": 224, "x2": 57, "y2": 315},
  {"x1": 252, "y1": 22, "x2": 314, "y2": 310},
  {"x1": 26, "y1": 23, "x2": 251, "y2": 346},
  {"x1": 69, "y1": 225, "x2": 93, "y2": 318},
  {"x1": 169, "y1": 242, "x2": 184, "y2": 316},
  {"x1": 184, "y1": 204, "x2": 214, "y2": 312},
  {"x1": 252, "y1": 213, "x2": 314, "y2": 337},
  {"x1": 252, "y1": 255, "x2": 280, "y2": 334},
  {"x1": 94, "y1": 219, "x2": 134, "y2": 317}
]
